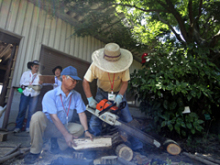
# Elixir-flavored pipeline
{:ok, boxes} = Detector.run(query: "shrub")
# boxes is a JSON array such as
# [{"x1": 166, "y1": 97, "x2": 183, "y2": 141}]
[{"x1": 129, "y1": 42, "x2": 220, "y2": 137}]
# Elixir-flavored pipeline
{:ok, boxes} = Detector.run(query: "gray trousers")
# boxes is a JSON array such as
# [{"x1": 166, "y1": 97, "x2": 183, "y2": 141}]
[{"x1": 29, "y1": 111, "x2": 84, "y2": 154}]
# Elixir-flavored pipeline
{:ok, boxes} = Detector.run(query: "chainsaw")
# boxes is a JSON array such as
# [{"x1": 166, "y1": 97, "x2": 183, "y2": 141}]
[{"x1": 86, "y1": 99, "x2": 161, "y2": 148}]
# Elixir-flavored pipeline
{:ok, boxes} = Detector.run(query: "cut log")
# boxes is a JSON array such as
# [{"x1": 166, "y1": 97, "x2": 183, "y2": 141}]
[
  {"x1": 72, "y1": 137, "x2": 112, "y2": 150},
  {"x1": 115, "y1": 144, "x2": 133, "y2": 161},
  {"x1": 183, "y1": 152, "x2": 218, "y2": 165},
  {"x1": 163, "y1": 139, "x2": 181, "y2": 155}
]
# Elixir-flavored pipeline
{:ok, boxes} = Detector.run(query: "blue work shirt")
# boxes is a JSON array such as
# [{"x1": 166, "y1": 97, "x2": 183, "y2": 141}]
[{"x1": 42, "y1": 86, "x2": 85, "y2": 125}]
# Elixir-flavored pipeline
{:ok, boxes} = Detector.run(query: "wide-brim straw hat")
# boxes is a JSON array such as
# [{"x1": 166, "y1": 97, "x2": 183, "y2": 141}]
[{"x1": 92, "y1": 43, "x2": 133, "y2": 73}]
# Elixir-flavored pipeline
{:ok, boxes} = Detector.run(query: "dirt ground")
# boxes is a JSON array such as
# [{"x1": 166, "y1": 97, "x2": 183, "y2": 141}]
[{"x1": 1, "y1": 131, "x2": 219, "y2": 165}]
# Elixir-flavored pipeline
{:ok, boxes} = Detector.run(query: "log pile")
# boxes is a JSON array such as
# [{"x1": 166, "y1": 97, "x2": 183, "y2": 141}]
[{"x1": 0, "y1": 144, "x2": 29, "y2": 164}]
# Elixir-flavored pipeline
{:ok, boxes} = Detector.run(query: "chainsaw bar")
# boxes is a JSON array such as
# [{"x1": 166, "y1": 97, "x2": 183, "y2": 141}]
[
  {"x1": 115, "y1": 120, "x2": 161, "y2": 148},
  {"x1": 86, "y1": 105, "x2": 161, "y2": 148}
]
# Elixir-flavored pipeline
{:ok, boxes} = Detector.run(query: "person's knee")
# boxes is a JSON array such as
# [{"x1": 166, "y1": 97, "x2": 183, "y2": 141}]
[{"x1": 31, "y1": 111, "x2": 45, "y2": 123}]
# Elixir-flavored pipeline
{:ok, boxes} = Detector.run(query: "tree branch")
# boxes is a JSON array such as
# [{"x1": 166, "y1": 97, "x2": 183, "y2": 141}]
[
  {"x1": 164, "y1": 0, "x2": 189, "y2": 43},
  {"x1": 156, "y1": 13, "x2": 185, "y2": 44},
  {"x1": 112, "y1": 3, "x2": 169, "y2": 13},
  {"x1": 188, "y1": 0, "x2": 194, "y2": 43},
  {"x1": 188, "y1": 0, "x2": 194, "y2": 26},
  {"x1": 210, "y1": 33, "x2": 220, "y2": 47},
  {"x1": 197, "y1": 0, "x2": 203, "y2": 22}
]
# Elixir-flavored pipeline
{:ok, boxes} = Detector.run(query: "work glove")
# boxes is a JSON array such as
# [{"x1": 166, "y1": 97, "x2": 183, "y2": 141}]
[
  {"x1": 114, "y1": 94, "x2": 123, "y2": 107},
  {"x1": 87, "y1": 97, "x2": 97, "y2": 109}
]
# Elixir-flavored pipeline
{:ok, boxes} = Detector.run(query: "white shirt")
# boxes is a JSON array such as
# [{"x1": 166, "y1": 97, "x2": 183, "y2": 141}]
[
  {"x1": 20, "y1": 70, "x2": 41, "y2": 97},
  {"x1": 53, "y1": 77, "x2": 62, "y2": 89}
]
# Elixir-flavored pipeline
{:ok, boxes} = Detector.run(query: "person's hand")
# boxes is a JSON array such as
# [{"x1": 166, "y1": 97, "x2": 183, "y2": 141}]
[
  {"x1": 114, "y1": 94, "x2": 123, "y2": 107},
  {"x1": 64, "y1": 132, "x2": 77, "y2": 147},
  {"x1": 85, "y1": 131, "x2": 93, "y2": 141},
  {"x1": 39, "y1": 80, "x2": 43, "y2": 85},
  {"x1": 87, "y1": 97, "x2": 97, "y2": 109}
]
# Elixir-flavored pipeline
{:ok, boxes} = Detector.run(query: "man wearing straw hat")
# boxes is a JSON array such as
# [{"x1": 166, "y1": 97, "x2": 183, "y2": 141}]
[{"x1": 83, "y1": 43, "x2": 143, "y2": 151}]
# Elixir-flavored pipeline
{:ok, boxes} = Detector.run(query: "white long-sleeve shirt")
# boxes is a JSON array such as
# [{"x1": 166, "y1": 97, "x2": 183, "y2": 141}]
[{"x1": 20, "y1": 70, "x2": 41, "y2": 97}]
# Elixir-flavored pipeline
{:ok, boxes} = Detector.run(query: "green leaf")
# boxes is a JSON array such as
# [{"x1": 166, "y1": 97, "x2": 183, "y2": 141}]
[
  {"x1": 195, "y1": 125, "x2": 203, "y2": 132},
  {"x1": 197, "y1": 120, "x2": 204, "y2": 124},
  {"x1": 181, "y1": 130, "x2": 186, "y2": 136},
  {"x1": 187, "y1": 95, "x2": 192, "y2": 101},
  {"x1": 168, "y1": 123, "x2": 173, "y2": 131},
  {"x1": 174, "y1": 124, "x2": 180, "y2": 134},
  {"x1": 190, "y1": 90, "x2": 196, "y2": 97},
  {"x1": 161, "y1": 121, "x2": 166, "y2": 127},
  {"x1": 191, "y1": 129, "x2": 196, "y2": 134},
  {"x1": 186, "y1": 123, "x2": 192, "y2": 129},
  {"x1": 163, "y1": 100, "x2": 168, "y2": 109}
]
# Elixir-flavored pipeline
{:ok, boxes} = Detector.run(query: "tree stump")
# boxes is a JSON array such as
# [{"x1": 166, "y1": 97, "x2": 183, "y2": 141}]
[
  {"x1": 163, "y1": 139, "x2": 181, "y2": 155},
  {"x1": 115, "y1": 144, "x2": 133, "y2": 161}
]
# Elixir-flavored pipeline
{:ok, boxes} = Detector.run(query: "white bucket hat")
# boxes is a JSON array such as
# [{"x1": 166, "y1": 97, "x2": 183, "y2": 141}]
[{"x1": 92, "y1": 43, "x2": 133, "y2": 73}]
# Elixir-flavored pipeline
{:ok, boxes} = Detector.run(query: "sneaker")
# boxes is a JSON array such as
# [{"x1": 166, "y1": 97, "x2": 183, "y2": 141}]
[
  {"x1": 26, "y1": 128, "x2": 29, "y2": 133},
  {"x1": 14, "y1": 128, "x2": 20, "y2": 133},
  {"x1": 50, "y1": 138, "x2": 60, "y2": 154},
  {"x1": 24, "y1": 153, "x2": 40, "y2": 164}
]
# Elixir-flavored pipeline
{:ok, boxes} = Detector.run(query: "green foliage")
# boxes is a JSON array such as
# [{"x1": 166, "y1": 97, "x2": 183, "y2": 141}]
[{"x1": 129, "y1": 41, "x2": 220, "y2": 137}]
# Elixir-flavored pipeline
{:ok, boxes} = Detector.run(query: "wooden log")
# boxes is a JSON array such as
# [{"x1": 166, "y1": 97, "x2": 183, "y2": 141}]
[
  {"x1": 0, "y1": 148, "x2": 29, "y2": 164},
  {"x1": 195, "y1": 153, "x2": 220, "y2": 164},
  {"x1": 72, "y1": 137, "x2": 112, "y2": 150},
  {"x1": 3, "y1": 143, "x2": 21, "y2": 157},
  {"x1": 115, "y1": 144, "x2": 133, "y2": 161},
  {"x1": 163, "y1": 139, "x2": 181, "y2": 155},
  {"x1": 183, "y1": 152, "x2": 218, "y2": 165}
]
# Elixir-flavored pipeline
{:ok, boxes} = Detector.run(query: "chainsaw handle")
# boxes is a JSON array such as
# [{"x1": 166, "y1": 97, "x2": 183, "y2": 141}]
[{"x1": 98, "y1": 102, "x2": 116, "y2": 116}]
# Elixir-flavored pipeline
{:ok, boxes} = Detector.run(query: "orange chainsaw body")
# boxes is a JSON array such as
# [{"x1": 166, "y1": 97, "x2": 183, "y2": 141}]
[{"x1": 96, "y1": 99, "x2": 118, "y2": 111}]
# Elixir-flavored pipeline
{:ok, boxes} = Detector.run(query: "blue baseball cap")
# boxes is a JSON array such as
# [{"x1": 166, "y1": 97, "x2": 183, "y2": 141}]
[{"x1": 61, "y1": 66, "x2": 82, "y2": 80}]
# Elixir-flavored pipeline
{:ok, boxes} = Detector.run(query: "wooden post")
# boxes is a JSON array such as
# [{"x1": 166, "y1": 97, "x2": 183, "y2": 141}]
[{"x1": 2, "y1": 87, "x2": 15, "y2": 129}]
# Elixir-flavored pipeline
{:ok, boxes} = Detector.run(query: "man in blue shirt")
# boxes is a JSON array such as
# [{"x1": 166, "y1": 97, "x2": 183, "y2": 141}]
[{"x1": 24, "y1": 66, "x2": 93, "y2": 164}]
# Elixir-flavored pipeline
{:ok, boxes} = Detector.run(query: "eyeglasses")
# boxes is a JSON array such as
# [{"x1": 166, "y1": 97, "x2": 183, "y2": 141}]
[{"x1": 66, "y1": 75, "x2": 79, "y2": 84}]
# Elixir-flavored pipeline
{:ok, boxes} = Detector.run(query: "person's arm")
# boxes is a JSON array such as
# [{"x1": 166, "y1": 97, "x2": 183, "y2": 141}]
[
  {"x1": 50, "y1": 114, "x2": 77, "y2": 147},
  {"x1": 78, "y1": 112, "x2": 93, "y2": 140},
  {"x1": 83, "y1": 79, "x2": 92, "y2": 98},
  {"x1": 20, "y1": 72, "x2": 26, "y2": 86},
  {"x1": 118, "y1": 81, "x2": 128, "y2": 96}
]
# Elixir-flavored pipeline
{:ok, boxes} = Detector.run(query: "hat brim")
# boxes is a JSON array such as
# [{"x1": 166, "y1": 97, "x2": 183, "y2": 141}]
[
  {"x1": 92, "y1": 48, "x2": 133, "y2": 73},
  {"x1": 69, "y1": 75, "x2": 82, "y2": 81}
]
